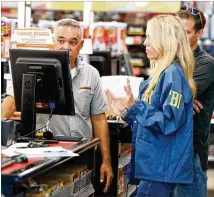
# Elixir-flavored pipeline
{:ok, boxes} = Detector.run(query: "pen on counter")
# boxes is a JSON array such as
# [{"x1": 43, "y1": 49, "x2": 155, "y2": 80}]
[
  {"x1": 16, "y1": 147, "x2": 29, "y2": 149},
  {"x1": 42, "y1": 150, "x2": 68, "y2": 153},
  {"x1": 77, "y1": 138, "x2": 87, "y2": 145}
]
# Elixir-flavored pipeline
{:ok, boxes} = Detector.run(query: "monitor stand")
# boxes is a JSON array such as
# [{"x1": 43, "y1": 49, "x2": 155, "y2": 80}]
[{"x1": 19, "y1": 74, "x2": 36, "y2": 138}]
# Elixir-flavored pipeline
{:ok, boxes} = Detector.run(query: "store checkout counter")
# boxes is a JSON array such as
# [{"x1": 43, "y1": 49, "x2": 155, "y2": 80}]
[
  {"x1": 2, "y1": 48, "x2": 136, "y2": 196},
  {"x1": 1, "y1": 136, "x2": 100, "y2": 197},
  {"x1": 1, "y1": 118, "x2": 132, "y2": 197}
]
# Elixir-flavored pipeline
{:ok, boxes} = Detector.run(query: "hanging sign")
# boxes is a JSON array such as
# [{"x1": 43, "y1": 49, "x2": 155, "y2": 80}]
[{"x1": 12, "y1": 28, "x2": 54, "y2": 50}]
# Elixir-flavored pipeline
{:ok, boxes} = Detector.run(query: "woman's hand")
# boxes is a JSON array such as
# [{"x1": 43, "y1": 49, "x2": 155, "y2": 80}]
[
  {"x1": 105, "y1": 78, "x2": 135, "y2": 116},
  {"x1": 105, "y1": 89, "x2": 125, "y2": 116},
  {"x1": 124, "y1": 78, "x2": 135, "y2": 109}
]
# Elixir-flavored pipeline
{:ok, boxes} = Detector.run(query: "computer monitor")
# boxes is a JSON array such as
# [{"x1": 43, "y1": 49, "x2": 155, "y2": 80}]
[
  {"x1": 9, "y1": 49, "x2": 75, "y2": 137},
  {"x1": 89, "y1": 50, "x2": 112, "y2": 77}
]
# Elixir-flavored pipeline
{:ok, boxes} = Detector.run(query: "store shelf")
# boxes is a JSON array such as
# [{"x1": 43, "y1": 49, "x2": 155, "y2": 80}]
[
  {"x1": 119, "y1": 153, "x2": 131, "y2": 168},
  {"x1": 119, "y1": 184, "x2": 137, "y2": 197},
  {"x1": 1, "y1": 14, "x2": 17, "y2": 19},
  {"x1": 73, "y1": 184, "x2": 95, "y2": 197},
  {"x1": 126, "y1": 36, "x2": 145, "y2": 46},
  {"x1": 131, "y1": 63, "x2": 144, "y2": 67},
  {"x1": 209, "y1": 145, "x2": 214, "y2": 162},
  {"x1": 127, "y1": 185, "x2": 137, "y2": 197},
  {"x1": 208, "y1": 155, "x2": 214, "y2": 162},
  {"x1": 130, "y1": 58, "x2": 144, "y2": 67},
  {"x1": 53, "y1": 184, "x2": 94, "y2": 197},
  {"x1": 129, "y1": 52, "x2": 145, "y2": 58},
  {"x1": 2, "y1": 139, "x2": 99, "y2": 197},
  {"x1": 127, "y1": 33, "x2": 144, "y2": 36},
  {"x1": 126, "y1": 43, "x2": 142, "y2": 47},
  {"x1": 52, "y1": 171, "x2": 94, "y2": 197},
  {"x1": 125, "y1": 23, "x2": 149, "y2": 77},
  {"x1": 127, "y1": 25, "x2": 145, "y2": 36}
]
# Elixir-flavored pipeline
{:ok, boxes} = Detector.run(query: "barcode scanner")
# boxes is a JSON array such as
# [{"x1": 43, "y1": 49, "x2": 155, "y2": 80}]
[{"x1": 35, "y1": 127, "x2": 53, "y2": 140}]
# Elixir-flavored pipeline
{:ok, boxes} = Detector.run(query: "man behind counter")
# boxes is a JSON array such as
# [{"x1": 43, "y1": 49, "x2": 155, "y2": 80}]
[{"x1": 1, "y1": 18, "x2": 113, "y2": 193}]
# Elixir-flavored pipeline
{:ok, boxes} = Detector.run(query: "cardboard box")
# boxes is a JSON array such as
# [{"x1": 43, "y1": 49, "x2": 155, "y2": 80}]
[
  {"x1": 25, "y1": 179, "x2": 63, "y2": 197},
  {"x1": 51, "y1": 164, "x2": 88, "y2": 179},
  {"x1": 42, "y1": 173, "x2": 76, "y2": 185},
  {"x1": 44, "y1": 165, "x2": 88, "y2": 194},
  {"x1": 118, "y1": 168, "x2": 125, "y2": 195}
]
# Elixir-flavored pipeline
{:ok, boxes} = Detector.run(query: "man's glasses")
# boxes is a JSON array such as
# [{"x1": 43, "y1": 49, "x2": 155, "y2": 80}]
[{"x1": 180, "y1": 5, "x2": 203, "y2": 28}]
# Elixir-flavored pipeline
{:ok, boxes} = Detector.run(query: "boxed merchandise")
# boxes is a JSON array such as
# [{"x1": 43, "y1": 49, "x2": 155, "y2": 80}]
[
  {"x1": 25, "y1": 179, "x2": 63, "y2": 197},
  {"x1": 105, "y1": 22, "x2": 118, "y2": 54},
  {"x1": 91, "y1": 22, "x2": 107, "y2": 51},
  {"x1": 118, "y1": 167, "x2": 125, "y2": 195},
  {"x1": 52, "y1": 164, "x2": 88, "y2": 179},
  {"x1": 117, "y1": 22, "x2": 127, "y2": 55},
  {"x1": 42, "y1": 171, "x2": 77, "y2": 185},
  {"x1": 79, "y1": 170, "x2": 92, "y2": 189},
  {"x1": 1, "y1": 17, "x2": 12, "y2": 59},
  {"x1": 120, "y1": 143, "x2": 132, "y2": 158},
  {"x1": 90, "y1": 21, "x2": 127, "y2": 55},
  {"x1": 44, "y1": 165, "x2": 88, "y2": 194},
  {"x1": 79, "y1": 22, "x2": 90, "y2": 39}
]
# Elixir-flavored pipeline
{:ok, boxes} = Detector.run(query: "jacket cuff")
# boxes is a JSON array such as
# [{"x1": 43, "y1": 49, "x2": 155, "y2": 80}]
[{"x1": 122, "y1": 101, "x2": 142, "y2": 125}]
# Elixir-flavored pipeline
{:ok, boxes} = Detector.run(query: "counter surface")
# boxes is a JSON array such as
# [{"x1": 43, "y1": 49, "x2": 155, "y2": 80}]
[{"x1": 1, "y1": 138, "x2": 100, "y2": 184}]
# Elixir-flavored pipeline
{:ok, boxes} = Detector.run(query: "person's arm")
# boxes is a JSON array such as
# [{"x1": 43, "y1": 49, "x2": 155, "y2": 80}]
[
  {"x1": 89, "y1": 69, "x2": 113, "y2": 193},
  {"x1": 193, "y1": 99, "x2": 203, "y2": 115},
  {"x1": 194, "y1": 59, "x2": 214, "y2": 97},
  {"x1": 91, "y1": 113, "x2": 113, "y2": 193},
  {"x1": 1, "y1": 96, "x2": 16, "y2": 118},
  {"x1": 123, "y1": 68, "x2": 191, "y2": 136},
  {"x1": 192, "y1": 58, "x2": 214, "y2": 114}
]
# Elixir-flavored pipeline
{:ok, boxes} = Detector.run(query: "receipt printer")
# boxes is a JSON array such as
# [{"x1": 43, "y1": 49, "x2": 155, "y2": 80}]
[{"x1": 1, "y1": 119, "x2": 18, "y2": 146}]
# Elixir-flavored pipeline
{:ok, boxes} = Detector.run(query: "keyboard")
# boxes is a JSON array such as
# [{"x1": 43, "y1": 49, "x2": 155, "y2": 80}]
[{"x1": 53, "y1": 135, "x2": 83, "y2": 142}]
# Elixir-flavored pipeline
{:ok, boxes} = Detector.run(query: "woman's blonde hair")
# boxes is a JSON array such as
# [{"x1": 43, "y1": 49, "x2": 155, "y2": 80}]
[{"x1": 144, "y1": 15, "x2": 196, "y2": 100}]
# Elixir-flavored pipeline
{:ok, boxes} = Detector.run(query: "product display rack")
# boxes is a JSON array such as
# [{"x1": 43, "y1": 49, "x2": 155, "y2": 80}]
[
  {"x1": 125, "y1": 24, "x2": 150, "y2": 79},
  {"x1": 94, "y1": 121, "x2": 136, "y2": 197},
  {"x1": 1, "y1": 138, "x2": 100, "y2": 197}
]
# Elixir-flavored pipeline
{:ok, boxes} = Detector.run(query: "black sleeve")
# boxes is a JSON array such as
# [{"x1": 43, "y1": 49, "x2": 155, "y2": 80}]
[{"x1": 193, "y1": 59, "x2": 214, "y2": 97}]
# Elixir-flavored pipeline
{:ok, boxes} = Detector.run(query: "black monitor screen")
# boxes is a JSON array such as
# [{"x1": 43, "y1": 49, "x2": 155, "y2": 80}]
[
  {"x1": 9, "y1": 49, "x2": 75, "y2": 136},
  {"x1": 89, "y1": 50, "x2": 111, "y2": 77}
]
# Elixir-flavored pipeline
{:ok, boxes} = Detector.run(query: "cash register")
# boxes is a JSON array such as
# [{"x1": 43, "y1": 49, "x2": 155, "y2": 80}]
[{"x1": 4, "y1": 49, "x2": 82, "y2": 143}]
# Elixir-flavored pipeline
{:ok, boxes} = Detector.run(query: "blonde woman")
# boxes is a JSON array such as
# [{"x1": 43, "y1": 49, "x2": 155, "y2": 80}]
[{"x1": 106, "y1": 15, "x2": 196, "y2": 197}]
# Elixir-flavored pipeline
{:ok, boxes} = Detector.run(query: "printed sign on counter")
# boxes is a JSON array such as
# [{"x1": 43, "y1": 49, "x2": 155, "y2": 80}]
[{"x1": 12, "y1": 28, "x2": 54, "y2": 50}]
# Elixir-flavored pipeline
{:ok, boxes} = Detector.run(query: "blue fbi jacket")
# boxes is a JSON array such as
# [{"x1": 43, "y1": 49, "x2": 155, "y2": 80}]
[{"x1": 123, "y1": 62, "x2": 194, "y2": 184}]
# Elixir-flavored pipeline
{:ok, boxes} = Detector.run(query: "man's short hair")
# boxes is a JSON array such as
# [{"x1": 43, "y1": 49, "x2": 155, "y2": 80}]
[
  {"x1": 54, "y1": 18, "x2": 83, "y2": 39},
  {"x1": 177, "y1": 8, "x2": 206, "y2": 32}
]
